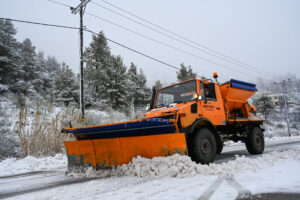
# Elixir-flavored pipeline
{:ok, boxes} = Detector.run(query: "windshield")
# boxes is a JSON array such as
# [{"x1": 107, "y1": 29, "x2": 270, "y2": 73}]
[{"x1": 155, "y1": 80, "x2": 197, "y2": 108}]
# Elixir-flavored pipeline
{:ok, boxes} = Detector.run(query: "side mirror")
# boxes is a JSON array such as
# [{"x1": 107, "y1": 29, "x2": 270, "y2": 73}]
[{"x1": 146, "y1": 103, "x2": 151, "y2": 111}]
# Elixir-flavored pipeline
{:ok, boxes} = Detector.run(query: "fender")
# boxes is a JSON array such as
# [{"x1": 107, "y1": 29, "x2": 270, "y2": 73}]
[
  {"x1": 186, "y1": 118, "x2": 217, "y2": 134},
  {"x1": 186, "y1": 118, "x2": 222, "y2": 149}
]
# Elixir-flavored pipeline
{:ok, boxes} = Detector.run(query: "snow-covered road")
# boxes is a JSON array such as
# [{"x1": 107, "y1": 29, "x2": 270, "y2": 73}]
[{"x1": 1, "y1": 136, "x2": 300, "y2": 200}]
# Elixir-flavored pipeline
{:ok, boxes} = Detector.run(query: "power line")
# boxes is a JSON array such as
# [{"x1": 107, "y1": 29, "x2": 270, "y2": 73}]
[
  {"x1": 93, "y1": 0, "x2": 278, "y2": 77},
  {"x1": 85, "y1": 29, "x2": 182, "y2": 71},
  {"x1": 85, "y1": 12, "x2": 266, "y2": 79},
  {"x1": 0, "y1": 17, "x2": 80, "y2": 30},
  {"x1": 0, "y1": 17, "x2": 199, "y2": 78},
  {"x1": 46, "y1": 0, "x2": 272, "y2": 79}
]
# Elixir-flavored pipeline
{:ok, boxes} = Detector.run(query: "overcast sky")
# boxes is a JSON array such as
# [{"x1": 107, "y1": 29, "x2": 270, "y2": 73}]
[{"x1": 1, "y1": 0, "x2": 300, "y2": 86}]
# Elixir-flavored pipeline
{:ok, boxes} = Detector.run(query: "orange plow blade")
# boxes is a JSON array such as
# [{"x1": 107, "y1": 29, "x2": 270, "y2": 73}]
[
  {"x1": 65, "y1": 133, "x2": 187, "y2": 170},
  {"x1": 62, "y1": 119, "x2": 187, "y2": 170}
]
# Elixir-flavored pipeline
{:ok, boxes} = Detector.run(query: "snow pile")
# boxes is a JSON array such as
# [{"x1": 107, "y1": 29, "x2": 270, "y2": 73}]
[
  {"x1": 69, "y1": 148, "x2": 300, "y2": 179},
  {"x1": 0, "y1": 153, "x2": 67, "y2": 176},
  {"x1": 113, "y1": 149, "x2": 300, "y2": 178}
]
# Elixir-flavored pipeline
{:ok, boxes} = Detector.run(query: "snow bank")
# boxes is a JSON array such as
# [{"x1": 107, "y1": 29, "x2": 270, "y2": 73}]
[
  {"x1": 0, "y1": 153, "x2": 67, "y2": 176},
  {"x1": 113, "y1": 150, "x2": 300, "y2": 178},
  {"x1": 70, "y1": 148, "x2": 300, "y2": 179}
]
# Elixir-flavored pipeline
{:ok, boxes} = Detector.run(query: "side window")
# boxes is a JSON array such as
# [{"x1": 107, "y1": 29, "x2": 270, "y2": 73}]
[{"x1": 204, "y1": 83, "x2": 216, "y2": 101}]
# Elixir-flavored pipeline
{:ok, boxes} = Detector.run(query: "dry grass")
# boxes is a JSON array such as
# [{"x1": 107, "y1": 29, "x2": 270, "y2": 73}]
[
  {"x1": 18, "y1": 104, "x2": 75, "y2": 157},
  {"x1": 17, "y1": 104, "x2": 135, "y2": 157}
]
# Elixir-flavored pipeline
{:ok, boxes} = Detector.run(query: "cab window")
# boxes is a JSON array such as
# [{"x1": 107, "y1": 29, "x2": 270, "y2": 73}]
[
  {"x1": 203, "y1": 83, "x2": 216, "y2": 101},
  {"x1": 155, "y1": 80, "x2": 196, "y2": 108}
]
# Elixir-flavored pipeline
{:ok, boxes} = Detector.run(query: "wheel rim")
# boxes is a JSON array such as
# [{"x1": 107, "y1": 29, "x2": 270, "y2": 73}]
[
  {"x1": 200, "y1": 139, "x2": 212, "y2": 156},
  {"x1": 255, "y1": 134, "x2": 261, "y2": 149}
]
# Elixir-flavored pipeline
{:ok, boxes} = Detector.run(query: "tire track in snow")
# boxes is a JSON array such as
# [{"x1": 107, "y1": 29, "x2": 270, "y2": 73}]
[
  {"x1": 0, "y1": 176, "x2": 103, "y2": 199},
  {"x1": 198, "y1": 176, "x2": 251, "y2": 200},
  {"x1": 0, "y1": 171, "x2": 65, "y2": 185},
  {"x1": 198, "y1": 176, "x2": 224, "y2": 200},
  {"x1": 0, "y1": 171, "x2": 51, "y2": 179}
]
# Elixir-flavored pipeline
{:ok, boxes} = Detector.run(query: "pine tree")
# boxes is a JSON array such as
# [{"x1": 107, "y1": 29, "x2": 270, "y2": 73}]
[
  {"x1": 135, "y1": 68, "x2": 150, "y2": 106},
  {"x1": 127, "y1": 63, "x2": 151, "y2": 107},
  {"x1": 126, "y1": 62, "x2": 138, "y2": 106},
  {"x1": 19, "y1": 39, "x2": 37, "y2": 80},
  {"x1": 105, "y1": 56, "x2": 130, "y2": 110},
  {"x1": 253, "y1": 94, "x2": 275, "y2": 120},
  {"x1": 84, "y1": 31, "x2": 111, "y2": 105},
  {"x1": 14, "y1": 38, "x2": 39, "y2": 95},
  {"x1": 83, "y1": 31, "x2": 152, "y2": 110},
  {"x1": 53, "y1": 62, "x2": 79, "y2": 106},
  {"x1": 0, "y1": 19, "x2": 19, "y2": 87},
  {"x1": 176, "y1": 63, "x2": 197, "y2": 82},
  {"x1": 153, "y1": 80, "x2": 163, "y2": 89}
]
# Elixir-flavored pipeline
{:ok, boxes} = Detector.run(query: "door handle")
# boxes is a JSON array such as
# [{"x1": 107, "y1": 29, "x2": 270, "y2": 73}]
[{"x1": 216, "y1": 107, "x2": 220, "y2": 110}]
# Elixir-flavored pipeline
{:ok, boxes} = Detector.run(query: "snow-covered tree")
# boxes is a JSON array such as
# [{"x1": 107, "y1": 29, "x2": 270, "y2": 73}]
[
  {"x1": 84, "y1": 31, "x2": 111, "y2": 106},
  {"x1": 253, "y1": 94, "x2": 275, "y2": 120},
  {"x1": 0, "y1": 19, "x2": 19, "y2": 87},
  {"x1": 176, "y1": 63, "x2": 197, "y2": 82},
  {"x1": 153, "y1": 80, "x2": 163, "y2": 89},
  {"x1": 105, "y1": 56, "x2": 130, "y2": 110},
  {"x1": 126, "y1": 63, "x2": 151, "y2": 107},
  {"x1": 53, "y1": 63, "x2": 79, "y2": 106}
]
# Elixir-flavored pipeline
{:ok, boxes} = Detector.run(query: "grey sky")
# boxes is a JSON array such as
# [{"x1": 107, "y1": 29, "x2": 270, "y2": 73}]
[{"x1": 1, "y1": 0, "x2": 300, "y2": 86}]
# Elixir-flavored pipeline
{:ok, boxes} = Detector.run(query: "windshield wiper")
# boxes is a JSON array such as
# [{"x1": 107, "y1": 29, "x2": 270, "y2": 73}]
[
  {"x1": 157, "y1": 103, "x2": 166, "y2": 108},
  {"x1": 173, "y1": 100, "x2": 183, "y2": 104}
]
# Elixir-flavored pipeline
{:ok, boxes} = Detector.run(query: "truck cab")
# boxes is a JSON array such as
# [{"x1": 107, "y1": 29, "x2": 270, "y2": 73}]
[{"x1": 140, "y1": 74, "x2": 264, "y2": 164}]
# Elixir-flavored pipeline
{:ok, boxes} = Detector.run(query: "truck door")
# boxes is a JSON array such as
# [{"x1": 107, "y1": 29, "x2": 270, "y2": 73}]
[{"x1": 200, "y1": 82, "x2": 226, "y2": 125}]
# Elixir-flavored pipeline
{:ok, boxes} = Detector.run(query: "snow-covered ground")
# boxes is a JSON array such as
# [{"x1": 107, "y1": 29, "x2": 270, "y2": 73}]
[
  {"x1": 1, "y1": 136, "x2": 300, "y2": 200},
  {"x1": 0, "y1": 154, "x2": 67, "y2": 177}
]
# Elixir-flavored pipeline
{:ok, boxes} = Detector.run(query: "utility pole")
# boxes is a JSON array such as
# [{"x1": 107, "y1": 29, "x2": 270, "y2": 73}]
[{"x1": 71, "y1": 0, "x2": 90, "y2": 118}]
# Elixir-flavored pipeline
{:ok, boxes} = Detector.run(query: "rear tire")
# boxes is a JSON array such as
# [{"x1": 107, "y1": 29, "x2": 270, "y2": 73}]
[
  {"x1": 246, "y1": 127, "x2": 264, "y2": 154},
  {"x1": 191, "y1": 128, "x2": 217, "y2": 164}
]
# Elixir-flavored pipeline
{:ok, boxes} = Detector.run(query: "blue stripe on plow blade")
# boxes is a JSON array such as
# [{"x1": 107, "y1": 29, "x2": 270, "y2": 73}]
[{"x1": 65, "y1": 118, "x2": 177, "y2": 140}]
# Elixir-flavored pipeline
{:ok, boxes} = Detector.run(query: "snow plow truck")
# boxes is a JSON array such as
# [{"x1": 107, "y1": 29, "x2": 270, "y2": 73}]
[{"x1": 62, "y1": 73, "x2": 264, "y2": 170}]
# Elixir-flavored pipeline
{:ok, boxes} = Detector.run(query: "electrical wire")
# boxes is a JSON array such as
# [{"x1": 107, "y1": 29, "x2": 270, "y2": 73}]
[
  {"x1": 84, "y1": 29, "x2": 181, "y2": 71},
  {"x1": 0, "y1": 17, "x2": 80, "y2": 30},
  {"x1": 0, "y1": 17, "x2": 203, "y2": 78},
  {"x1": 85, "y1": 12, "x2": 265, "y2": 79},
  {"x1": 92, "y1": 0, "x2": 277, "y2": 77},
  {"x1": 46, "y1": 0, "x2": 273, "y2": 79}
]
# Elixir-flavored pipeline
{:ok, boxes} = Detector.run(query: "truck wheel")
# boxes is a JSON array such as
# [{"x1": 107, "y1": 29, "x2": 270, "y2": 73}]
[
  {"x1": 192, "y1": 128, "x2": 217, "y2": 164},
  {"x1": 216, "y1": 142, "x2": 224, "y2": 154},
  {"x1": 246, "y1": 127, "x2": 264, "y2": 154}
]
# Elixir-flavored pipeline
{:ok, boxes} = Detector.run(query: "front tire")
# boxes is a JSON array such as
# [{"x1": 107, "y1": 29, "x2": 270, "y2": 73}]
[
  {"x1": 191, "y1": 128, "x2": 217, "y2": 164},
  {"x1": 216, "y1": 141, "x2": 224, "y2": 154},
  {"x1": 246, "y1": 127, "x2": 264, "y2": 154}
]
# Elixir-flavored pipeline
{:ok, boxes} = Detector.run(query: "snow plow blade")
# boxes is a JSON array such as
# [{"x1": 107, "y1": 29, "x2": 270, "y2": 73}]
[{"x1": 62, "y1": 118, "x2": 187, "y2": 170}]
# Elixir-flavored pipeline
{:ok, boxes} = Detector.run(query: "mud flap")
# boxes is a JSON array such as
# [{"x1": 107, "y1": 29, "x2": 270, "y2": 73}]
[{"x1": 64, "y1": 133, "x2": 187, "y2": 170}]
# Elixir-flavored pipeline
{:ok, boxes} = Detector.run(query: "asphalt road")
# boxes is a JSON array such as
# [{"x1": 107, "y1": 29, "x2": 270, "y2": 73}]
[{"x1": 0, "y1": 138, "x2": 299, "y2": 199}]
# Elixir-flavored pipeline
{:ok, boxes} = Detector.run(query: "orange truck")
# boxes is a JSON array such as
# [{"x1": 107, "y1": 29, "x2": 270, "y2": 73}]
[{"x1": 62, "y1": 73, "x2": 264, "y2": 170}]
